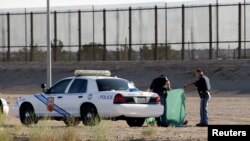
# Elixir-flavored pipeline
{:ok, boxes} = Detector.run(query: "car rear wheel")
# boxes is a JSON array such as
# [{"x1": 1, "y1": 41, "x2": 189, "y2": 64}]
[
  {"x1": 81, "y1": 104, "x2": 100, "y2": 126},
  {"x1": 63, "y1": 117, "x2": 80, "y2": 127},
  {"x1": 20, "y1": 106, "x2": 37, "y2": 126},
  {"x1": 126, "y1": 118, "x2": 145, "y2": 127}
]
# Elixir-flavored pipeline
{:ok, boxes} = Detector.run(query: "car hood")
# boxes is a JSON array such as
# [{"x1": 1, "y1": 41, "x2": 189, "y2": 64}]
[{"x1": 15, "y1": 93, "x2": 43, "y2": 101}]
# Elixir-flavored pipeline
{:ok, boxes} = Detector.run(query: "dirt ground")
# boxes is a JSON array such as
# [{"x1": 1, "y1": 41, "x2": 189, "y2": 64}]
[{"x1": 1, "y1": 91, "x2": 250, "y2": 141}]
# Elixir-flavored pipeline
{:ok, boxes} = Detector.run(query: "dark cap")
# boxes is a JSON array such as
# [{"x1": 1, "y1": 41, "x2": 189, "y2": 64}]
[
  {"x1": 196, "y1": 69, "x2": 203, "y2": 73},
  {"x1": 159, "y1": 74, "x2": 168, "y2": 81}
]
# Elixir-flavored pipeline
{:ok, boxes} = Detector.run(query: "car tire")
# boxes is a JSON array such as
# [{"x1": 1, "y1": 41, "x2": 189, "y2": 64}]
[
  {"x1": 81, "y1": 104, "x2": 100, "y2": 126},
  {"x1": 126, "y1": 118, "x2": 145, "y2": 127},
  {"x1": 20, "y1": 105, "x2": 37, "y2": 126},
  {"x1": 63, "y1": 117, "x2": 80, "y2": 127}
]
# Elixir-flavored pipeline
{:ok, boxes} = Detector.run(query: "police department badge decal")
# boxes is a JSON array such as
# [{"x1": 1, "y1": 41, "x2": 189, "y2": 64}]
[{"x1": 88, "y1": 93, "x2": 93, "y2": 100}]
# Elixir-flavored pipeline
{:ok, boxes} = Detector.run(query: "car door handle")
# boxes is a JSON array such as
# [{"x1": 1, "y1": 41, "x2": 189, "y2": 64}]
[
  {"x1": 57, "y1": 96, "x2": 63, "y2": 99},
  {"x1": 78, "y1": 96, "x2": 83, "y2": 98}
]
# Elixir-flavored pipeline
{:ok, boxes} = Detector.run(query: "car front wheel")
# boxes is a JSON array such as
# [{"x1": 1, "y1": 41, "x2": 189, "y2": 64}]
[
  {"x1": 126, "y1": 118, "x2": 145, "y2": 127},
  {"x1": 20, "y1": 106, "x2": 37, "y2": 126}
]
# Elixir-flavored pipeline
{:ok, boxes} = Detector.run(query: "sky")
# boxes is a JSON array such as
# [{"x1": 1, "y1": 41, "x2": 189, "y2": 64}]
[{"x1": 0, "y1": 0, "x2": 193, "y2": 9}]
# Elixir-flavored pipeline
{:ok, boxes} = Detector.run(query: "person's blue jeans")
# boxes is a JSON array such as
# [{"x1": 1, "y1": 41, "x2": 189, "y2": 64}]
[
  {"x1": 156, "y1": 94, "x2": 168, "y2": 126},
  {"x1": 200, "y1": 92, "x2": 211, "y2": 124}
]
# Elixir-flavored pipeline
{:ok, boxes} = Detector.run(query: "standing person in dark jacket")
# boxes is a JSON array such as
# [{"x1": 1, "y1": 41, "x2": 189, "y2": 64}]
[
  {"x1": 184, "y1": 69, "x2": 211, "y2": 127},
  {"x1": 148, "y1": 75, "x2": 171, "y2": 127}
]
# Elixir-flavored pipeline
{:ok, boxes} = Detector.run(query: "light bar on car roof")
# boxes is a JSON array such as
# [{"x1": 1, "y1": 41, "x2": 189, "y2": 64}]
[{"x1": 74, "y1": 70, "x2": 111, "y2": 76}]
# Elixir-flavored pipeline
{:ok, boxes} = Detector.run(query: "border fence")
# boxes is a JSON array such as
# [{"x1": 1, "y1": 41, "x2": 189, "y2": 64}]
[{"x1": 0, "y1": 1, "x2": 250, "y2": 62}]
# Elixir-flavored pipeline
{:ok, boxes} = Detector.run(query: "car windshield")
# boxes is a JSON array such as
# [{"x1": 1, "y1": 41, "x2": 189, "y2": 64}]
[
  {"x1": 128, "y1": 82, "x2": 139, "y2": 92},
  {"x1": 96, "y1": 79, "x2": 129, "y2": 91}
]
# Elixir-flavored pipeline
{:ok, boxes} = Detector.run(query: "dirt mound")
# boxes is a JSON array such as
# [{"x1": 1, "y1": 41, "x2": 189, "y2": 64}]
[{"x1": 0, "y1": 60, "x2": 250, "y2": 94}]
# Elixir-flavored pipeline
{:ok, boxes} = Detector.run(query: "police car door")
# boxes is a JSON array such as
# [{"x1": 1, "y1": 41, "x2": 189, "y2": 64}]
[
  {"x1": 61, "y1": 79, "x2": 88, "y2": 117},
  {"x1": 43, "y1": 79, "x2": 73, "y2": 117}
]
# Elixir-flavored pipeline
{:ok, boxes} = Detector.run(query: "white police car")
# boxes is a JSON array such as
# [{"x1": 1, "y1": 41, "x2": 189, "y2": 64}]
[
  {"x1": 13, "y1": 70, "x2": 163, "y2": 127},
  {"x1": 0, "y1": 98, "x2": 9, "y2": 115}
]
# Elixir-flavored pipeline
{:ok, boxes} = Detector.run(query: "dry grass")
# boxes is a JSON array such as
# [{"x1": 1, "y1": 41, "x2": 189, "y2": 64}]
[
  {"x1": 0, "y1": 130, "x2": 12, "y2": 141},
  {"x1": 0, "y1": 112, "x2": 12, "y2": 141},
  {"x1": 29, "y1": 127, "x2": 79, "y2": 141},
  {"x1": 0, "y1": 113, "x2": 4, "y2": 128},
  {"x1": 141, "y1": 126, "x2": 157, "y2": 138},
  {"x1": 62, "y1": 128, "x2": 79, "y2": 141},
  {"x1": 91, "y1": 121, "x2": 109, "y2": 141}
]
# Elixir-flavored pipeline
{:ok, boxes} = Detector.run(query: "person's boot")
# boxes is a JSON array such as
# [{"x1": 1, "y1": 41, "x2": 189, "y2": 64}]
[{"x1": 183, "y1": 120, "x2": 188, "y2": 125}]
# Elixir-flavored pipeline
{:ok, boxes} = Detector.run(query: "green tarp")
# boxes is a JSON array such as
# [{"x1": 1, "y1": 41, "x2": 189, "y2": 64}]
[
  {"x1": 166, "y1": 88, "x2": 186, "y2": 127},
  {"x1": 146, "y1": 88, "x2": 186, "y2": 127}
]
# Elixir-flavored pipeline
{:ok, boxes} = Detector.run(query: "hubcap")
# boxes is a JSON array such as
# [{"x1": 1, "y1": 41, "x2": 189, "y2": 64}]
[
  {"x1": 87, "y1": 112, "x2": 92, "y2": 120},
  {"x1": 25, "y1": 112, "x2": 30, "y2": 118}
]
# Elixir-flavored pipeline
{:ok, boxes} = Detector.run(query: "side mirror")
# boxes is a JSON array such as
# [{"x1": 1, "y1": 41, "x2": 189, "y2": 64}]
[
  {"x1": 41, "y1": 83, "x2": 46, "y2": 89},
  {"x1": 41, "y1": 83, "x2": 48, "y2": 93}
]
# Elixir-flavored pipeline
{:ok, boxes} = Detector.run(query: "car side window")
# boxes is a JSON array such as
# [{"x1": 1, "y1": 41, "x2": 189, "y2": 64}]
[
  {"x1": 96, "y1": 79, "x2": 129, "y2": 91},
  {"x1": 68, "y1": 79, "x2": 87, "y2": 93},
  {"x1": 49, "y1": 79, "x2": 72, "y2": 94}
]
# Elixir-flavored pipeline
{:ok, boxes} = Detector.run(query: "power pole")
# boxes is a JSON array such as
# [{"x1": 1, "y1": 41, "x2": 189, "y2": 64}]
[
  {"x1": 46, "y1": 0, "x2": 52, "y2": 87},
  {"x1": 244, "y1": 0, "x2": 246, "y2": 58},
  {"x1": 216, "y1": 0, "x2": 219, "y2": 59}
]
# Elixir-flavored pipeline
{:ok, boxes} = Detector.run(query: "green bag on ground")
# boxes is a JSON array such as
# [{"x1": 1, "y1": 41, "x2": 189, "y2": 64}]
[
  {"x1": 146, "y1": 88, "x2": 186, "y2": 127},
  {"x1": 166, "y1": 88, "x2": 186, "y2": 127}
]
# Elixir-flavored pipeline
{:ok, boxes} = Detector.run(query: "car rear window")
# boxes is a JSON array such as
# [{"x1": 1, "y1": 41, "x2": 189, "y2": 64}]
[{"x1": 96, "y1": 79, "x2": 129, "y2": 91}]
